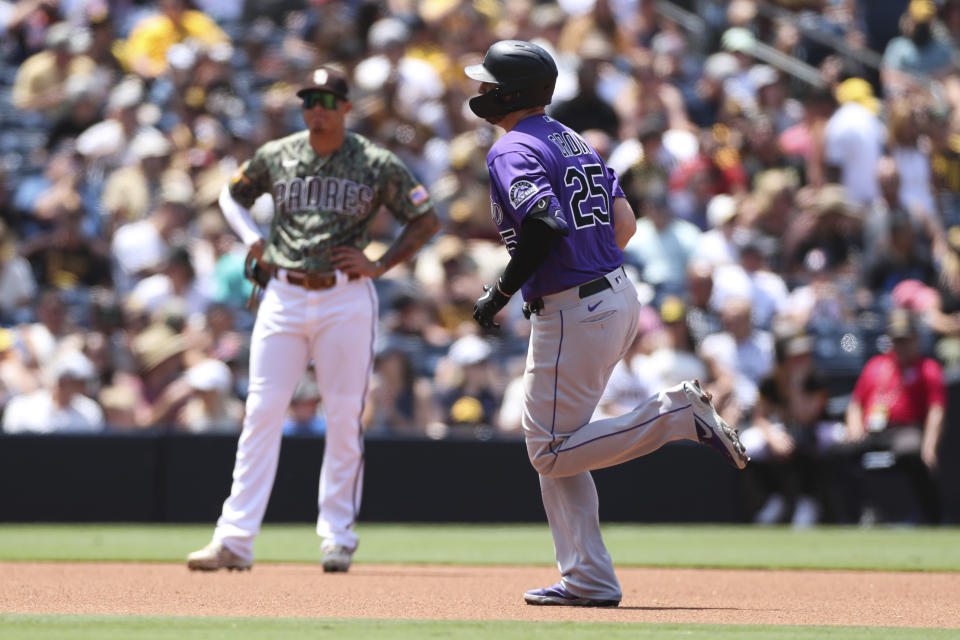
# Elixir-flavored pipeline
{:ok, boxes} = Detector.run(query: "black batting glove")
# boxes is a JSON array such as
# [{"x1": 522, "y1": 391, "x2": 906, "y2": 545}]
[{"x1": 473, "y1": 280, "x2": 511, "y2": 329}]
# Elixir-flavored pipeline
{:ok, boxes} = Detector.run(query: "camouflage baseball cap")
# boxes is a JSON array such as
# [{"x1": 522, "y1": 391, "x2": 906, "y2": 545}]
[{"x1": 297, "y1": 66, "x2": 350, "y2": 100}]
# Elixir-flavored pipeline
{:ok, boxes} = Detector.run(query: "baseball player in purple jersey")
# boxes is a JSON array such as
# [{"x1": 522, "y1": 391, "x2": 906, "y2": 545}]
[{"x1": 467, "y1": 40, "x2": 749, "y2": 607}]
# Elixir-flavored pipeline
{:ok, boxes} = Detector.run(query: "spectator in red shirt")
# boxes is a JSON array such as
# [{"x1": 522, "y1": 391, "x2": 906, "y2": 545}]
[{"x1": 844, "y1": 307, "x2": 945, "y2": 522}]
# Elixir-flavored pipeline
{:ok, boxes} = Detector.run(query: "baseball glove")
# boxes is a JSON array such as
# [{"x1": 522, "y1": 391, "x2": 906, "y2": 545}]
[
  {"x1": 244, "y1": 249, "x2": 271, "y2": 309},
  {"x1": 244, "y1": 252, "x2": 270, "y2": 288}
]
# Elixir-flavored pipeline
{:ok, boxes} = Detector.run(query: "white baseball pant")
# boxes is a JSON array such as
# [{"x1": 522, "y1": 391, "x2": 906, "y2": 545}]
[{"x1": 212, "y1": 273, "x2": 377, "y2": 560}]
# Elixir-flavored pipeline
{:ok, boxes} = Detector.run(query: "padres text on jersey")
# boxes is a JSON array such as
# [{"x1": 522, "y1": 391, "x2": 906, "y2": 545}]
[{"x1": 230, "y1": 130, "x2": 432, "y2": 272}]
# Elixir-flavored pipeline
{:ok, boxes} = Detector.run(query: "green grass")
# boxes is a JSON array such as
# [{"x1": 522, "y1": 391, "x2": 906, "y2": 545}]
[
  {"x1": 1, "y1": 616, "x2": 958, "y2": 640},
  {"x1": 2, "y1": 525, "x2": 958, "y2": 638},
  {"x1": 0, "y1": 523, "x2": 958, "y2": 571}
]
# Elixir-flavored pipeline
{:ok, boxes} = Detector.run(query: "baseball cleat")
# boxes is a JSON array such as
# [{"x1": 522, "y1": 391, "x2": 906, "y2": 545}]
[
  {"x1": 321, "y1": 543, "x2": 353, "y2": 573},
  {"x1": 524, "y1": 583, "x2": 620, "y2": 607},
  {"x1": 186, "y1": 541, "x2": 252, "y2": 572},
  {"x1": 685, "y1": 379, "x2": 750, "y2": 470}
]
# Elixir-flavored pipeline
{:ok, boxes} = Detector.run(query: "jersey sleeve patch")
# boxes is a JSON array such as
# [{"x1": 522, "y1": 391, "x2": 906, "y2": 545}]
[
  {"x1": 408, "y1": 184, "x2": 429, "y2": 206},
  {"x1": 509, "y1": 179, "x2": 539, "y2": 209}
]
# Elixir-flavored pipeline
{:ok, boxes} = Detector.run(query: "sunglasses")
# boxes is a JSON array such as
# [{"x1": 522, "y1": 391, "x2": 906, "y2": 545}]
[{"x1": 301, "y1": 92, "x2": 340, "y2": 110}]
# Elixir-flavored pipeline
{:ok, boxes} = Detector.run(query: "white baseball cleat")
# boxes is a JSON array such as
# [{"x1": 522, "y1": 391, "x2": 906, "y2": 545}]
[
  {"x1": 186, "y1": 541, "x2": 252, "y2": 572},
  {"x1": 321, "y1": 543, "x2": 354, "y2": 573},
  {"x1": 684, "y1": 379, "x2": 750, "y2": 470}
]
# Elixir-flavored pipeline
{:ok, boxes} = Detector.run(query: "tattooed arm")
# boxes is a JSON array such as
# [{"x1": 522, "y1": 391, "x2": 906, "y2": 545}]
[{"x1": 330, "y1": 208, "x2": 441, "y2": 278}]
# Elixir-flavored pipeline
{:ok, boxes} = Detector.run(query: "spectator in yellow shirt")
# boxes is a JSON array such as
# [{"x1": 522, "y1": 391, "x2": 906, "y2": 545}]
[
  {"x1": 118, "y1": 0, "x2": 229, "y2": 79},
  {"x1": 12, "y1": 22, "x2": 96, "y2": 118}
]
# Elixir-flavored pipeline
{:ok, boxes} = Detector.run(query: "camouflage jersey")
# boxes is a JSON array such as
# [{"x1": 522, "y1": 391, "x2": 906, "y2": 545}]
[{"x1": 229, "y1": 130, "x2": 433, "y2": 272}]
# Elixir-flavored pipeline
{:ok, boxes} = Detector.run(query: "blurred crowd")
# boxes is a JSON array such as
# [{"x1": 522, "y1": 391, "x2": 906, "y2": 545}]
[{"x1": 0, "y1": 0, "x2": 958, "y2": 523}]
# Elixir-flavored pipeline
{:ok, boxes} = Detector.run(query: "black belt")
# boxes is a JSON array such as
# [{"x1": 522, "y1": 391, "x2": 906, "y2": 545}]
[
  {"x1": 578, "y1": 275, "x2": 612, "y2": 298},
  {"x1": 524, "y1": 274, "x2": 613, "y2": 317}
]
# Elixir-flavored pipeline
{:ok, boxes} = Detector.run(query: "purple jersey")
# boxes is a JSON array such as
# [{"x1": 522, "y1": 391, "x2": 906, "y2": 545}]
[{"x1": 487, "y1": 115, "x2": 625, "y2": 300}]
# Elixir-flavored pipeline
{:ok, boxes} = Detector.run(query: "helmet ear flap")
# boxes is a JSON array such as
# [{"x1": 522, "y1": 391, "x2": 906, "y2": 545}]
[
  {"x1": 469, "y1": 85, "x2": 510, "y2": 118},
  {"x1": 468, "y1": 81, "x2": 554, "y2": 119}
]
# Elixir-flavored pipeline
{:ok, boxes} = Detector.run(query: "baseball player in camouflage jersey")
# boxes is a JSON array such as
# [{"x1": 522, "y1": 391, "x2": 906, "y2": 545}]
[
  {"x1": 467, "y1": 41, "x2": 749, "y2": 606},
  {"x1": 188, "y1": 65, "x2": 440, "y2": 572}
]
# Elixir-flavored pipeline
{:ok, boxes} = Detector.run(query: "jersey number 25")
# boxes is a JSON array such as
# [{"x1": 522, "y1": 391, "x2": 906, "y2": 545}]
[{"x1": 564, "y1": 163, "x2": 611, "y2": 229}]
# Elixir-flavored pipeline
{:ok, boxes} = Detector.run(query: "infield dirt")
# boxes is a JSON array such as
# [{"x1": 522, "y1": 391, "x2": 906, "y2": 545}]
[{"x1": 2, "y1": 562, "x2": 958, "y2": 628}]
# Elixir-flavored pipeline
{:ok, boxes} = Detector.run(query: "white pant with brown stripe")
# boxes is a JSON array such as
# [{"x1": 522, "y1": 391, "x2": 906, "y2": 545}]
[
  {"x1": 522, "y1": 269, "x2": 701, "y2": 601},
  {"x1": 212, "y1": 274, "x2": 377, "y2": 561}
]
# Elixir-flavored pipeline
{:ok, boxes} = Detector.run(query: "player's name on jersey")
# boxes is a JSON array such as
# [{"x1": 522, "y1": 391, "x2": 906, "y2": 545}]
[
  {"x1": 273, "y1": 176, "x2": 375, "y2": 217},
  {"x1": 547, "y1": 131, "x2": 591, "y2": 158}
]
